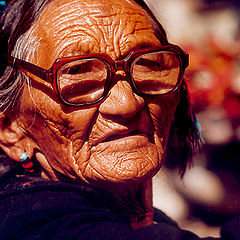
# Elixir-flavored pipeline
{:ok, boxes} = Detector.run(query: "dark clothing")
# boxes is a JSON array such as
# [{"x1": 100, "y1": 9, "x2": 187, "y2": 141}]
[{"x1": 0, "y1": 174, "x2": 240, "y2": 240}]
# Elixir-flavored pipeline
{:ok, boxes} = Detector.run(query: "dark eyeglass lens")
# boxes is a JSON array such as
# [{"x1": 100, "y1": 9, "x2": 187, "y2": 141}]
[
  {"x1": 57, "y1": 59, "x2": 108, "y2": 104},
  {"x1": 132, "y1": 51, "x2": 181, "y2": 95}
]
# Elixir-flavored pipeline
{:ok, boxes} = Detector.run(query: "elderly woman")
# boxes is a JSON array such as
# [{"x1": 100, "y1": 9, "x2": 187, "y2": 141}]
[{"x1": 0, "y1": 0, "x2": 239, "y2": 239}]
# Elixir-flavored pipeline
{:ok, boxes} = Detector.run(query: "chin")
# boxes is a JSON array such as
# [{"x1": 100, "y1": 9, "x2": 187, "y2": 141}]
[
  {"x1": 82, "y1": 146, "x2": 162, "y2": 190},
  {"x1": 70, "y1": 135, "x2": 165, "y2": 191}
]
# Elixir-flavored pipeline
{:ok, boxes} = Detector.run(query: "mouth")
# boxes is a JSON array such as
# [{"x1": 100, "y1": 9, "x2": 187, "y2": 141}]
[
  {"x1": 103, "y1": 130, "x2": 142, "y2": 142},
  {"x1": 89, "y1": 129, "x2": 154, "y2": 149}
]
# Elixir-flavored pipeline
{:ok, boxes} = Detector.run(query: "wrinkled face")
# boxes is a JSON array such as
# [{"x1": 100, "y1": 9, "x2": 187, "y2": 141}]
[{"x1": 16, "y1": 0, "x2": 179, "y2": 189}]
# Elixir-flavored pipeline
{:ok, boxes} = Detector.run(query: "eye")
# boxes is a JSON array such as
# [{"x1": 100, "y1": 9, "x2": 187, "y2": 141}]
[
  {"x1": 132, "y1": 51, "x2": 181, "y2": 95},
  {"x1": 135, "y1": 58, "x2": 165, "y2": 71},
  {"x1": 62, "y1": 61, "x2": 92, "y2": 75},
  {"x1": 57, "y1": 58, "x2": 108, "y2": 104}
]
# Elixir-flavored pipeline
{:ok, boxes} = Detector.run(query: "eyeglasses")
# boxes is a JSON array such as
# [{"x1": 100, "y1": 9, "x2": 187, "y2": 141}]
[{"x1": 8, "y1": 44, "x2": 188, "y2": 107}]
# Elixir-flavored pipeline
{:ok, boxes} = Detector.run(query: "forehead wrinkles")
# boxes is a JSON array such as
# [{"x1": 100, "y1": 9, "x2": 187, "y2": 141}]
[{"x1": 34, "y1": 0, "x2": 155, "y2": 61}]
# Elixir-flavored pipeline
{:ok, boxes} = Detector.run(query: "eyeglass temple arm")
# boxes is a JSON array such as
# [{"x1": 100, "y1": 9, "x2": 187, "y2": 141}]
[
  {"x1": 183, "y1": 51, "x2": 189, "y2": 69},
  {"x1": 8, "y1": 56, "x2": 51, "y2": 83}
]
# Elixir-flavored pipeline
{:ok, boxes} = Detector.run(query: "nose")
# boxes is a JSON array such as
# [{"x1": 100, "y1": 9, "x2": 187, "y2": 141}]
[{"x1": 98, "y1": 71, "x2": 145, "y2": 118}]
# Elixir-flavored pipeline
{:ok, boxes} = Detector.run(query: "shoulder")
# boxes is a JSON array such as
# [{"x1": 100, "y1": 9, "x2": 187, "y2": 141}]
[
  {"x1": 0, "y1": 174, "x2": 133, "y2": 239},
  {"x1": 1, "y1": 174, "x2": 238, "y2": 240},
  {"x1": 0, "y1": 174, "x2": 118, "y2": 215}
]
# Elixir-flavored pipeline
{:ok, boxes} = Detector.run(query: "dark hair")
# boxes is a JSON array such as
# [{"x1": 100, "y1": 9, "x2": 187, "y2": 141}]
[
  {"x1": 0, "y1": 0, "x2": 51, "y2": 111},
  {"x1": 0, "y1": 0, "x2": 200, "y2": 177}
]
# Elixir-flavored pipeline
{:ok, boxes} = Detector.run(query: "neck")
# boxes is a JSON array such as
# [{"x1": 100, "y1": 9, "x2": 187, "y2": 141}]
[
  {"x1": 110, "y1": 178, "x2": 154, "y2": 229},
  {"x1": 41, "y1": 167, "x2": 154, "y2": 229}
]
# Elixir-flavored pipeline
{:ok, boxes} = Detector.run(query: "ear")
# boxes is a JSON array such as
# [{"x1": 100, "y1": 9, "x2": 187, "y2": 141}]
[{"x1": 0, "y1": 111, "x2": 35, "y2": 162}]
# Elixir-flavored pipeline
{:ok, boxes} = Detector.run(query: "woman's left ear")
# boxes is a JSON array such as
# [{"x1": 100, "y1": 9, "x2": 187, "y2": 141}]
[{"x1": 0, "y1": 111, "x2": 36, "y2": 162}]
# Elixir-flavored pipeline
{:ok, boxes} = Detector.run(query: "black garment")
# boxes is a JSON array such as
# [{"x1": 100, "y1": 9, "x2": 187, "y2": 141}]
[{"x1": 0, "y1": 174, "x2": 240, "y2": 240}]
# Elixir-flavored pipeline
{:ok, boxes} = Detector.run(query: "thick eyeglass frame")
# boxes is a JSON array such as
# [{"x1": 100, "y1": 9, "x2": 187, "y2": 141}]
[{"x1": 8, "y1": 44, "x2": 189, "y2": 107}]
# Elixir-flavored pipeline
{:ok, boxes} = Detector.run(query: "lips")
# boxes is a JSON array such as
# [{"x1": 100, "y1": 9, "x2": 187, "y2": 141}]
[
  {"x1": 89, "y1": 128, "x2": 153, "y2": 149},
  {"x1": 103, "y1": 130, "x2": 141, "y2": 142},
  {"x1": 88, "y1": 113, "x2": 154, "y2": 148}
]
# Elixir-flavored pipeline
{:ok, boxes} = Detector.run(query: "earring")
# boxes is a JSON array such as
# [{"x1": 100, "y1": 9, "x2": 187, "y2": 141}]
[
  {"x1": 0, "y1": 1, "x2": 7, "y2": 16},
  {"x1": 20, "y1": 152, "x2": 34, "y2": 173}
]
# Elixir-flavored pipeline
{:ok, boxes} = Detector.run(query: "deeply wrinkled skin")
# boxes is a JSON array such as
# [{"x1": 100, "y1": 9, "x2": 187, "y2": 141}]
[
  {"x1": 14, "y1": 0, "x2": 179, "y2": 189},
  {"x1": 2, "y1": 0, "x2": 180, "y2": 227}
]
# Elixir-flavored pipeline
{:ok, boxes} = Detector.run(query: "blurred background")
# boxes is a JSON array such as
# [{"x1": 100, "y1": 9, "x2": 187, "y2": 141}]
[{"x1": 146, "y1": 0, "x2": 240, "y2": 237}]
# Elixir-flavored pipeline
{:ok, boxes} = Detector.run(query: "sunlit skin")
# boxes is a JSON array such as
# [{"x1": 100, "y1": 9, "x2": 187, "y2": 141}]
[{"x1": 1, "y1": 0, "x2": 180, "y2": 228}]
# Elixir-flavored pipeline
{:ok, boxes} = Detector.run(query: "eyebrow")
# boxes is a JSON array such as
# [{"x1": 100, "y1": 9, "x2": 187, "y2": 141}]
[{"x1": 119, "y1": 43, "x2": 162, "y2": 59}]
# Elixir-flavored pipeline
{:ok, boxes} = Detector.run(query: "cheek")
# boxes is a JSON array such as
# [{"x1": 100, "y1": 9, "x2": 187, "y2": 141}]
[
  {"x1": 146, "y1": 93, "x2": 179, "y2": 142},
  {"x1": 19, "y1": 86, "x2": 98, "y2": 174}
]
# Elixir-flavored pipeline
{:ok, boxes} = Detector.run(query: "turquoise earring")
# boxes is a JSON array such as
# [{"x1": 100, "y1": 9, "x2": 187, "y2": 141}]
[
  {"x1": 20, "y1": 152, "x2": 34, "y2": 173},
  {"x1": 0, "y1": 1, "x2": 7, "y2": 16}
]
